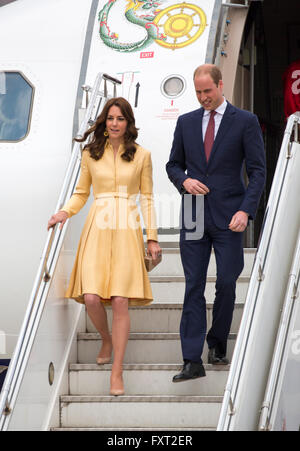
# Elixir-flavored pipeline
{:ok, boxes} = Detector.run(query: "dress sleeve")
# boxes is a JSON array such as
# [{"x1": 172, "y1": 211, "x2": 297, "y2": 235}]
[
  {"x1": 139, "y1": 151, "x2": 158, "y2": 241},
  {"x1": 60, "y1": 150, "x2": 92, "y2": 217}
]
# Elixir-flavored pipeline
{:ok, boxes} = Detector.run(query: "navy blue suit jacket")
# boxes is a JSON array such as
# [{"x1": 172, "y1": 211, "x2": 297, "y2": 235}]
[{"x1": 166, "y1": 102, "x2": 266, "y2": 230}]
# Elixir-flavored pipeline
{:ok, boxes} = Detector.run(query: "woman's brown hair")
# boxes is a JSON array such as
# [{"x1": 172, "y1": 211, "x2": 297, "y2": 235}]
[{"x1": 75, "y1": 97, "x2": 138, "y2": 162}]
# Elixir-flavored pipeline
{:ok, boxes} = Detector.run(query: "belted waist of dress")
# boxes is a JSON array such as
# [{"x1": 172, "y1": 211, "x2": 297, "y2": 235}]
[{"x1": 95, "y1": 192, "x2": 137, "y2": 200}]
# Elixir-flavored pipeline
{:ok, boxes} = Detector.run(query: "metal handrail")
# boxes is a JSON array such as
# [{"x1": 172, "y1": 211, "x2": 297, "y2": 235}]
[
  {"x1": 0, "y1": 72, "x2": 120, "y2": 428},
  {"x1": 223, "y1": 3, "x2": 249, "y2": 9},
  {"x1": 259, "y1": 230, "x2": 300, "y2": 430},
  {"x1": 217, "y1": 113, "x2": 300, "y2": 430}
]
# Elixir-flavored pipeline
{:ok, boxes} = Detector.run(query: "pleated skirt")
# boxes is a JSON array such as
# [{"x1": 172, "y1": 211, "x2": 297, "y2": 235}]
[{"x1": 65, "y1": 199, "x2": 154, "y2": 306}]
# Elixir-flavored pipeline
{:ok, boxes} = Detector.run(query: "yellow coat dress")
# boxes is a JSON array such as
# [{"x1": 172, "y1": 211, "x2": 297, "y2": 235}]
[{"x1": 61, "y1": 141, "x2": 158, "y2": 306}]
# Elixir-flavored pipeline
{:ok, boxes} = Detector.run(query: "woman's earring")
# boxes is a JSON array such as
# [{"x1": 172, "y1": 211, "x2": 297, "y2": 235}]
[{"x1": 104, "y1": 129, "x2": 109, "y2": 137}]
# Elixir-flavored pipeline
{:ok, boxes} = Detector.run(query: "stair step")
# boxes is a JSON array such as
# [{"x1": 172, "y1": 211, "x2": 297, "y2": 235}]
[
  {"x1": 61, "y1": 394, "x2": 222, "y2": 402},
  {"x1": 60, "y1": 395, "x2": 222, "y2": 429},
  {"x1": 150, "y1": 276, "x2": 249, "y2": 303},
  {"x1": 69, "y1": 363, "x2": 229, "y2": 396},
  {"x1": 52, "y1": 427, "x2": 214, "y2": 431},
  {"x1": 150, "y1": 247, "x2": 255, "y2": 277},
  {"x1": 77, "y1": 332, "x2": 236, "y2": 364},
  {"x1": 86, "y1": 302, "x2": 243, "y2": 334},
  {"x1": 70, "y1": 363, "x2": 229, "y2": 370}
]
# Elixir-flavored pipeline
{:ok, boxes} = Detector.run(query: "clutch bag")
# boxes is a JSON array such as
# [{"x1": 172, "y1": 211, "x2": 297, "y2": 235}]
[{"x1": 144, "y1": 254, "x2": 162, "y2": 272}]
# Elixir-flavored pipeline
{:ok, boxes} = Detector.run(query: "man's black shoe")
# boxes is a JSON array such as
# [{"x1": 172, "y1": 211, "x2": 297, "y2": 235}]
[
  {"x1": 172, "y1": 361, "x2": 206, "y2": 383},
  {"x1": 208, "y1": 348, "x2": 229, "y2": 365}
]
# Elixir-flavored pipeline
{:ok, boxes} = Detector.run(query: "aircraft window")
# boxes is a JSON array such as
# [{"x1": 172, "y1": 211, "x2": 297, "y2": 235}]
[
  {"x1": 0, "y1": 71, "x2": 34, "y2": 142},
  {"x1": 161, "y1": 75, "x2": 186, "y2": 99}
]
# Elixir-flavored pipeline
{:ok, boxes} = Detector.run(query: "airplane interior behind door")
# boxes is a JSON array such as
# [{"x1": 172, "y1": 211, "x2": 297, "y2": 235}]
[{"x1": 234, "y1": 0, "x2": 300, "y2": 246}]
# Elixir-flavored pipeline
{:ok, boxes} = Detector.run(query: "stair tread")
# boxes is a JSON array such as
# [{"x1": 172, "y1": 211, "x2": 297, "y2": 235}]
[
  {"x1": 78, "y1": 332, "x2": 237, "y2": 340},
  {"x1": 69, "y1": 363, "x2": 230, "y2": 371},
  {"x1": 149, "y1": 275, "x2": 250, "y2": 282},
  {"x1": 52, "y1": 427, "x2": 215, "y2": 431},
  {"x1": 158, "y1": 244, "x2": 256, "y2": 252},
  {"x1": 102, "y1": 301, "x2": 244, "y2": 309},
  {"x1": 61, "y1": 395, "x2": 223, "y2": 403}
]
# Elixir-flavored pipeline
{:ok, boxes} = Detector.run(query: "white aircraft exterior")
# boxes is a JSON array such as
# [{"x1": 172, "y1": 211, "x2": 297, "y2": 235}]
[
  {"x1": 0, "y1": 0, "x2": 227, "y2": 359},
  {"x1": 0, "y1": 0, "x2": 300, "y2": 431}
]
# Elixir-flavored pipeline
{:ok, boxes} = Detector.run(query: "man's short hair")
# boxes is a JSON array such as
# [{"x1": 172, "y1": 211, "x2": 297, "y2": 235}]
[{"x1": 193, "y1": 64, "x2": 222, "y2": 86}]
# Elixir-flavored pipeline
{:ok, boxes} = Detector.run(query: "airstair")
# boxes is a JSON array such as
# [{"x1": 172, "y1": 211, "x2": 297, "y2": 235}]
[
  {"x1": 0, "y1": 69, "x2": 299, "y2": 430},
  {"x1": 217, "y1": 113, "x2": 300, "y2": 431},
  {"x1": 51, "y1": 247, "x2": 254, "y2": 431}
]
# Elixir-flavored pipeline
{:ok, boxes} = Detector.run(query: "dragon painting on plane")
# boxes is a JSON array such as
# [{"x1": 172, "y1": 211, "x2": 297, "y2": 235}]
[{"x1": 99, "y1": 0, "x2": 207, "y2": 52}]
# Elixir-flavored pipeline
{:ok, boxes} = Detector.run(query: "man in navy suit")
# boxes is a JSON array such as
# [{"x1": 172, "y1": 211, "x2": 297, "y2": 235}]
[{"x1": 166, "y1": 64, "x2": 266, "y2": 382}]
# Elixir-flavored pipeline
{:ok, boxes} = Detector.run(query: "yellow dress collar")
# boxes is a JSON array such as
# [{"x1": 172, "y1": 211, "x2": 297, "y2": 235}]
[{"x1": 105, "y1": 139, "x2": 125, "y2": 154}]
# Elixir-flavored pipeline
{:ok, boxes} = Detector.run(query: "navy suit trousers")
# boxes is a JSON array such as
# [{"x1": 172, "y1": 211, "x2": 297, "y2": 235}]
[{"x1": 179, "y1": 200, "x2": 244, "y2": 363}]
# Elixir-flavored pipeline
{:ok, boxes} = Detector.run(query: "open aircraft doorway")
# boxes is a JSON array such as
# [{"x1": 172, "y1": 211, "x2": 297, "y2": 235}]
[{"x1": 219, "y1": 0, "x2": 300, "y2": 246}]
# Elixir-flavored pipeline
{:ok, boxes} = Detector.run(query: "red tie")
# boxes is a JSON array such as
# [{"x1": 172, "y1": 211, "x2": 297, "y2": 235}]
[{"x1": 204, "y1": 111, "x2": 216, "y2": 162}]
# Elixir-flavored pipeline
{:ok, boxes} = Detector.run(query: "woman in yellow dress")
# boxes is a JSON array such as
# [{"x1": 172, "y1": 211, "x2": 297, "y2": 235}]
[{"x1": 48, "y1": 97, "x2": 161, "y2": 396}]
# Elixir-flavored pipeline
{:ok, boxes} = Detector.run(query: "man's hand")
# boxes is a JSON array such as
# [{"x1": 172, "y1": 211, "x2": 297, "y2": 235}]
[
  {"x1": 183, "y1": 178, "x2": 210, "y2": 195},
  {"x1": 229, "y1": 211, "x2": 249, "y2": 232}
]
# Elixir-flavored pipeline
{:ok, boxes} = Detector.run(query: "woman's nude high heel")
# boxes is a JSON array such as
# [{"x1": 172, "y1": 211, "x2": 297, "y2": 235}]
[
  {"x1": 96, "y1": 356, "x2": 111, "y2": 365},
  {"x1": 96, "y1": 341, "x2": 112, "y2": 365},
  {"x1": 110, "y1": 387, "x2": 125, "y2": 396},
  {"x1": 110, "y1": 372, "x2": 125, "y2": 396}
]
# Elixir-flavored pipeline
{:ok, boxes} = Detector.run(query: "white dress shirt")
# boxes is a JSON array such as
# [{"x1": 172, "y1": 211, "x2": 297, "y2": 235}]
[{"x1": 202, "y1": 98, "x2": 227, "y2": 140}]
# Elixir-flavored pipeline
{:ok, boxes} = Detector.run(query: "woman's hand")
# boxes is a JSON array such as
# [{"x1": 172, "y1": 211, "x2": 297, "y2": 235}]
[
  {"x1": 147, "y1": 240, "x2": 162, "y2": 260},
  {"x1": 47, "y1": 211, "x2": 69, "y2": 231}
]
